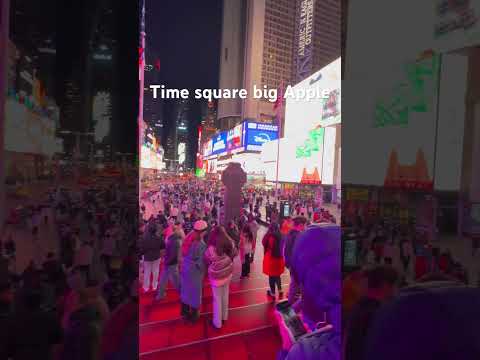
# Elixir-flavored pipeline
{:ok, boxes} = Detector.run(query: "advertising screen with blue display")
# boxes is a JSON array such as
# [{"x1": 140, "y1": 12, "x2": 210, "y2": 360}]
[
  {"x1": 245, "y1": 121, "x2": 279, "y2": 151},
  {"x1": 212, "y1": 131, "x2": 228, "y2": 155}
]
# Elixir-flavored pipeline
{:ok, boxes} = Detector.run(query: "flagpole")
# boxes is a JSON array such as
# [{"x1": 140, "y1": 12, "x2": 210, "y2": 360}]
[
  {"x1": 139, "y1": 0, "x2": 146, "y2": 206},
  {"x1": 274, "y1": 82, "x2": 284, "y2": 198}
]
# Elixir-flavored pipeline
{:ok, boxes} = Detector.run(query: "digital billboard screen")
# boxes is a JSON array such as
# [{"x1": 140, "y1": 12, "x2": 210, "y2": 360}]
[
  {"x1": 211, "y1": 131, "x2": 227, "y2": 155},
  {"x1": 262, "y1": 132, "x2": 324, "y2": 184},
  {"x1": 245, "y1": 122, "x2": 279, "y2": 151},
  {"x1": 285, "y1": 57, "x2": 341, "y2": 141},
  {"x1": 343, "y1": 55, "x2": 441, "y2": 190},
  {"x1": 203, "y1": 139, "x2": 213, "y2": 157},
  {"x1": 227, "y1": 123, "x2": 243, "y2": 151}
]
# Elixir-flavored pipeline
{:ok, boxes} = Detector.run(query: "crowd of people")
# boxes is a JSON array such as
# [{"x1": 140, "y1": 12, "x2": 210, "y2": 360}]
[
  {"x1": 139, "y1": 178, "x2": 343, "y2": 360},
  {"x1": 0, "y1": 181, "x2": 139, "y2": 360},
  {"x1": 342, "y1": 216, "x2": 471, "y2": 285},
  {"x1": 341, "y1": 212, "x2": 480, "y2": 360}
]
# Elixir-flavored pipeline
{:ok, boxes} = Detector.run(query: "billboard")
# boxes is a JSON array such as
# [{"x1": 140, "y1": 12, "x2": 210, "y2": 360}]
[
  {"x1": 321, "y1": 126, "x2": 336, "y2": 185},
  {"x1": 343, "y1": 55, "x2": 440, "y2": 189},
  {"x1": 295, "y1": 0, "x2": 316, "y2": 81},
  {"x1": 211, "y1": 131, "x2": 227, "y2": 155},
  {"x1": 285, "y1": 58, "x2": 341, "y2": 141},
  {"x1": 434, "y1": 0, "x2": 480, "y2": 53},
  {"x1": 203, "y1": 139, "x2": 213, "y2": 157},
  {"x1": 178, "y1": 142, "x2": 186, "y2": 164},
  {"x1": 4, "y1": 99, "x2": 62, "y2": 156},
  {"x1": 244, "y1": 121, "x2": 279, "y2": 151},
  {"x1": 141, "y1": 143, "x2": 164, "y2": 170},
  {"x1": 227, "y1": 122, "x2": 243, "y2": 151},
  {"x1": 262, "y1": 133, "x2": 324, "y2": 184}
]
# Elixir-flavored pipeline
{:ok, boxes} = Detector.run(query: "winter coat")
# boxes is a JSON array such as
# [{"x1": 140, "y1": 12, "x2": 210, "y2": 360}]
[
  {"x1": 180, "y1": 239, "x2": 207, "y2": 308},
  {"x1": 279, "y1": 328, "x2": 341, "y2": 360},
  {"x1": 283, "y1": 229, "x2": 301, "y2": 269},
  {"x1": 164, "y1": 234, "x2": 181, "y2": 266},
  {"x1": 262, "y1": 234, "x2": 285, "y2": 277},
  {"x1": 140, "y1": 226, "x2": 165, "y2": 262},
  {"x1": 204, "y1": 245, "x2": 235, "y2": 287}
]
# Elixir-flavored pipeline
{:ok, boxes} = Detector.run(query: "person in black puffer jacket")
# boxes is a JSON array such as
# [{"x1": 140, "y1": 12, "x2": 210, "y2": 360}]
[{"x1": 140, "y1": 220, "x2": 165, "y2": 293}]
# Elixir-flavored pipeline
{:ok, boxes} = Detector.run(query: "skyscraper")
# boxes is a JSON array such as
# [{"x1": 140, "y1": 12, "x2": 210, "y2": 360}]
[
  {"x1": 218, "y1": 0, "x2": 340, "y2": 128},
  {"x1": 293, "y1": 0, "x2": 341, "y2": 82}
]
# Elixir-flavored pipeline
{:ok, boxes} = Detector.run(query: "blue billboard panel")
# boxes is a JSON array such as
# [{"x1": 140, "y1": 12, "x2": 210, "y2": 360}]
[
  {"x1": 245, "y1": 122, "x2": 279, "y2": 151},
  {"x1": 212, "y1": 131, "x2": 228, "y2": 155}
]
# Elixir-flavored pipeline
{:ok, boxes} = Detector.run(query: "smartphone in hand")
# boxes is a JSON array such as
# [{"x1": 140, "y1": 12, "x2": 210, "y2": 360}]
[{"x1": 275, "y1": 300, "x2": 308, "y2": 342}]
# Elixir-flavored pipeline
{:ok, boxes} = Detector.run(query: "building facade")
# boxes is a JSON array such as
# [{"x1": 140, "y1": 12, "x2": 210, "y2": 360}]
[{"x1": 218, "y1": 0, "x2": 341, "y2": 129}]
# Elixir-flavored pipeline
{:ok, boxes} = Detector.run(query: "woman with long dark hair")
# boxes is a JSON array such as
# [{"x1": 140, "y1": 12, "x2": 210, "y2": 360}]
[
  {"x1": 204, "y1": 226, "x2": 237, "y2": 329},
  {"x1": 262, "y1": 223, "x2": 285, "y2": 299}
]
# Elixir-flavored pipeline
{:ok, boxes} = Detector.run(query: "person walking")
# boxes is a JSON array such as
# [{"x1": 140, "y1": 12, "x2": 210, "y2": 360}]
[
  {"x1": 240, "y1": 225, "x2": 254, "y2": 278},
  {"x1": 283, "y1": 216, "x2": 307, "y2": 304},
  {"x1": 140, "y1": 221, "x2": 164, "y2": 293},
  {"x1": 179, "y1": 220, "x2": 208, "y2": 322},
  {"x1": 262, "y1": 223, "x2": 286, "y2": 300},
  {"x1": 400, "y1": 238, "x2": 413, "y2": 276},
  {"x1": 155, "y1": 223, "x2": 182, "y2": 300},
  {"x1": 204, "y1": 226, "x2": 237, "y2": 329}
]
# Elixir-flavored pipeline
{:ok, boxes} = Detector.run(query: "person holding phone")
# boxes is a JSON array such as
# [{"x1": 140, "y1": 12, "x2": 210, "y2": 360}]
[{"x1": 276, "y1": 225, "x2": 341, "y2": 360}]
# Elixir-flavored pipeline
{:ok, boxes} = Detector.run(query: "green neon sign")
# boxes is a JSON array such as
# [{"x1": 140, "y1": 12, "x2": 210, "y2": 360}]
[
  {"x1": 374, "y1": 54, "x2": 440, "y2": 128},
  {"x1": 296, "y1": 127, "x2": 324, "y2": 159}
]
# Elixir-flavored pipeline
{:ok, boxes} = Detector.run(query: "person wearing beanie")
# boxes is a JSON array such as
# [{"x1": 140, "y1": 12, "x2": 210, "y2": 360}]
[{"x1": 277, "y1": 224, "x2": 341, "y2": 360}]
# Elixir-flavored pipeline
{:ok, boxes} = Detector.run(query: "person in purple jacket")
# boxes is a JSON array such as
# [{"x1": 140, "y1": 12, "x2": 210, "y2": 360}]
[{"x1": 277, "y1": 224, "x2": 341, "y2": 360}]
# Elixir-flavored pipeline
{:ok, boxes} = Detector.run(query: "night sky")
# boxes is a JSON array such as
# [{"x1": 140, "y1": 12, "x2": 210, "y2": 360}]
[{"x1": 146, "y1": 0, "x2": 223, "y2": 163}]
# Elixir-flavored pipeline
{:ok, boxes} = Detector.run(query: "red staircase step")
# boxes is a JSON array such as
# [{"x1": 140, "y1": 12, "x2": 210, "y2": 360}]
[
  {"x1": 140, "y1": 302, "x2": 278, "y2": 354},
  {"x1": 140, "y1": 324, "x2": 281, "y2": 360},
  {"x1": 140, "y1": 283, "x2": 290, "y2": 324}
]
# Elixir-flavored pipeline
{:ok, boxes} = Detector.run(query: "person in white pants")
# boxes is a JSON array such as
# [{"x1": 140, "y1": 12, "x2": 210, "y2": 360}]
[
  {"x1": 143, "y1": 257, "x2": 161, "y2": 292},
  {"x1": 140, "y1": 220, "x2": 164, "y2": 292},
  {"x1": 204, "y1": 226, "x2": 238, "y2": 329}
]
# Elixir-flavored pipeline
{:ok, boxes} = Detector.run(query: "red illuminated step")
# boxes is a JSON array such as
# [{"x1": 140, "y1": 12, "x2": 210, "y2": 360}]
[
  {"x1": 140, "y1": 273, "x2": 289, "y2": 306},
  {"x1": 140, "y1": 302, "x2": 278, "y2": 355},
  {"x1": 140, "y1": 326, "x2": 281, "y2": 360},
  {"x1": 140, "y1": 285, "x2": 290, "y2": 324}
]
